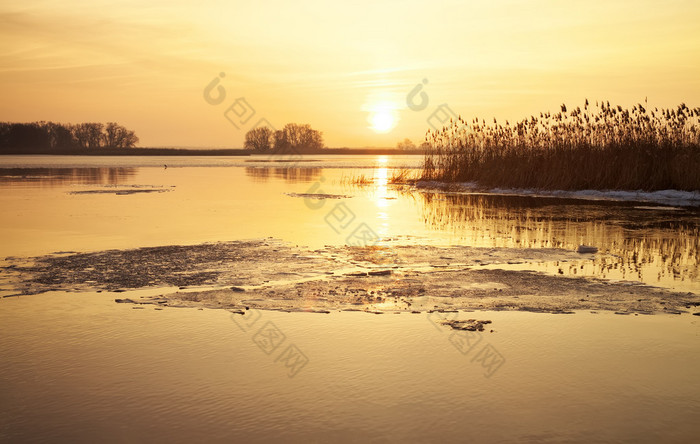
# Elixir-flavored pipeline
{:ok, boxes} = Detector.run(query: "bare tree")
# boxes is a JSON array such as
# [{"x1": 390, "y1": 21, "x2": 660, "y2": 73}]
[
  {"x1": 72, "y1": 123, "x2": 103, "y2": 149},
  {"x1": 0, "y1": 121, "x2": 137, "y2": 152},
  {"x1": 273, "y1": 123, "x2": 323, "y2": 153},
  {"x1": 244, "y1": 127, "x2": 274, "y2": 152},
  {"x1": 120, "y1": 128, "x2": 138, "y2": 148},
  {"x1": 103, "y1": 122, "x2": 138, "y2": 148},
  {"x1": 46, "y1": 122, "x2": 76, "y2": 150},
  {"x1": 71, "y1": 123, "x2": 91, "y2": 149},
  {"x1": 396, "y1": 138, "x2": 416, "y2": 151},
  {"x1": 104, "y1": 122, "x2": 120, "y2": 148},
  {"x1": 86, "y1": 123, "x2": 103, "y2": 149},
  {"x1": 273, "y1": 130, "x2": 289, "y2": 152}
]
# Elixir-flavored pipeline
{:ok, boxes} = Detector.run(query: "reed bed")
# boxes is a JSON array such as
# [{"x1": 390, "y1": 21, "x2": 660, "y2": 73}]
[
  {"x1": 388, "y1": 168, "x2": 417, "y2": 184},
  {"x1": 341, "y1": 173, "x2": 374, "y2": 186},
  {"x1": 422, "y1": 101, "x2": 700, "y2": 191}
]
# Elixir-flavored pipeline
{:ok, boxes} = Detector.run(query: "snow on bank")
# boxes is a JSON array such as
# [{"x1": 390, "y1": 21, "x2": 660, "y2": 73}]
[{"x1": 414, "y1": 181, "x2": 700, "y2": 207}]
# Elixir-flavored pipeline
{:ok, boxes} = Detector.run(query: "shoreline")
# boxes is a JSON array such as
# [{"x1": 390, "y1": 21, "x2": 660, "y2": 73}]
[
  {"x1": 404, "y1": 180, "x2": 700, "y2": 207},
  {"x1": 0, "y1": 148, "x2": 427, "y2": 156}
]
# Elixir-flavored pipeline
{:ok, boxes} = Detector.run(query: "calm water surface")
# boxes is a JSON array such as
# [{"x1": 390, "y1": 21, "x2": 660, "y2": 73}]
[
  {"x1": 1, "y1": 155, "x2": 699, "y2": 442},
  {"x1": 0, "y1": 155, "x2": 698, "y2": 291},
  {"x1": 1, "y1": 292, "x2": 699, "y2": 443}
]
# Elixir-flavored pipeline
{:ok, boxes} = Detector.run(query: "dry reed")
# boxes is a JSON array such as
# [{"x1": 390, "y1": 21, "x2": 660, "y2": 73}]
[{"x1": 422, "y1": 101, "x2": 700, "y2": 191}]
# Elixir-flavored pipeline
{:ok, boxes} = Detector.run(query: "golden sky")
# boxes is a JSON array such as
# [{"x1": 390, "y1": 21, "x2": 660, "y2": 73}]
[{"x1": 1, "y1": 0, "x2": 699, "y2": 148}]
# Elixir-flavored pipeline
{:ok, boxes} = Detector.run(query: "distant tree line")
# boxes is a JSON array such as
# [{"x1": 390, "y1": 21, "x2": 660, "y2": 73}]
[
  {"x1": 244, "y1": 123, "x2": 323, "y2": 153},
  {"x1": 396, "y1": 138, "x2": 430, "y2": 151},
  {"x1": 0, "y1": 122, "x2": 139, "y2": 153}
]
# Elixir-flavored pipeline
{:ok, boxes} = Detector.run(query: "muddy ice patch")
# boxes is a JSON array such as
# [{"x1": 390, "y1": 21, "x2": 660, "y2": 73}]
[
  {"x1": 69, "y1": 184, "x2": 175, "y2": 195},
  {"x1": 3, "y1": 240, "x2": 698, "y2": 316},
  {"x1": 285, "y1": 192, "x2": 352, "y2": 199}
]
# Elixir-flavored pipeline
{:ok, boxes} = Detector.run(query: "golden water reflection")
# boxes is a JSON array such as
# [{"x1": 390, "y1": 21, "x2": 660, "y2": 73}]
[
  {"x1": 419, "y1": 192, "x2": 700, "y2": 290},
  {"x1": 0, "y1": 168, "x2": 136, "y2": 186},
  {"x1": 0, "y1": 161, "x2": 697, "y2": 292}
]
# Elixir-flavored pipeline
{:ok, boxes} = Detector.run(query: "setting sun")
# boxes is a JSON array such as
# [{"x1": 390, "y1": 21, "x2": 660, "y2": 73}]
[
  {"x1": 368, "y1": 104, "x2": 399, "y2": 133},
  {"x1": 1, "y1": 1, "x2": 700, "y2": 442},
  {"x1": 1, "y1": 1, "x2": 699, "y2": 147}
]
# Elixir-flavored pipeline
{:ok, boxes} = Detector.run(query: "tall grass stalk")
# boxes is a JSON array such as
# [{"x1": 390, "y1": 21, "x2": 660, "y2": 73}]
[{"x1": 422, "y1": 101, "x2": 700, "y2": 191}]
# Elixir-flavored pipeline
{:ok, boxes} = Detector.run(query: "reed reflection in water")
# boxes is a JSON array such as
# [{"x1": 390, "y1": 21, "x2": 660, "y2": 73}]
[
  {"x1": 420, "y1": 192, "x2": 700, "y2": 290},
  {"x1": 0, "y1": 168, "x2": 136, "y2": 186}
]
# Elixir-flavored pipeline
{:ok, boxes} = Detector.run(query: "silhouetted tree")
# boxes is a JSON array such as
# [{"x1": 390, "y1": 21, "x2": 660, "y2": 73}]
[
  {"x1": 104, "y1": 122, "x2": 138, "y2": 148},
  {"x1": 7, "y1": 123, "x2": 50, "y2": 149},
  {"x1": 104, "y1": 122, "x2": 120, "y2": 148},
  {"x1": 272, "y1": 130, "x2": 289, "y2": 152},
  {"x1": 396, "y1": 138, "x2": 416, "y2": 150},
  {"x1": 72, "y1": 123, "x2": 92, "y2": 149},
  {"x1": 0, "y1": 123, "x2": 9, "y2": 148},
  {"x1": 119, "y1": 128, "x2": 138, "y2": 148},
  {"x1": 0, "y1": 121, "x2": 138, "y2": 153},
  {"x1": 72, "y1": 123, "x2": 104, "y2": 149},
  {"x1": 46, "y1": 122, "x2": 77, "y2": 150},
  {"x1": 244, "y1": 127, "x2": 274, "y2": 152},
  {"x1": 273, "y1": 123, "x2": 323, "y2": 153}
]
